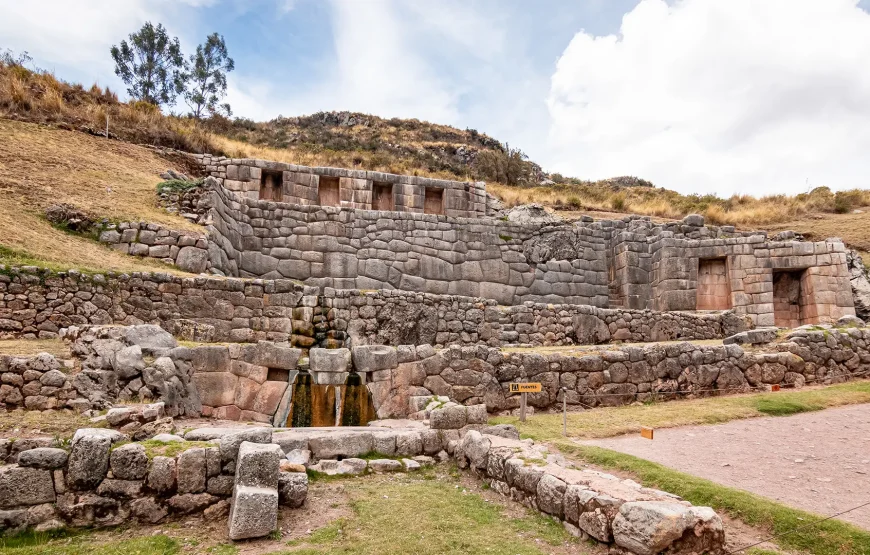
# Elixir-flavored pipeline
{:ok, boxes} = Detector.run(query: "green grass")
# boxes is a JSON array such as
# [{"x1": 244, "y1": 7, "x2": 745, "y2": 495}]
[
  {"x1": 554, "y1": 442, "x2": 870, "y2": 555},
  {"x1": 136, "y1": 439, "x2": 215, "y2": 459},
  {"x1": 274, "y1": 473, "x2": 579, "y2": 554},
  {"x1": 491, "y1": 381, "x2": 870, "y2": 441},
  {"x1": 0, "y1": 531, "x2": 179, "y2": 554}
]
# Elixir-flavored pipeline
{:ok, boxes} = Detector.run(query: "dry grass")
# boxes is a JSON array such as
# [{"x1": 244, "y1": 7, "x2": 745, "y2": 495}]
[
  {"x1": 0, "y1": 409, "x2": 100, "y2": 438},
  {"x1": 0, "y1": 62, "x2": 215, "y2": 153},
  {"x1": 0, "y1": 119, "x2": 197, "y2": 273},
  {"x1": 0, "y1": 338, "x2": 70, "y2": 357},
  {"x1": 489, "y1": 182, "x2": 870, "y2": 230}
]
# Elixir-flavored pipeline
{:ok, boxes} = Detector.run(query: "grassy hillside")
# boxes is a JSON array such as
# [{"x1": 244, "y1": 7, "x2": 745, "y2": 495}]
[
  {"x1": 3, "y1": 55, "x2": 870, "y2": 271},
  {"x1": 0, "y1": 119, "x2": 196, "y2": 273}
]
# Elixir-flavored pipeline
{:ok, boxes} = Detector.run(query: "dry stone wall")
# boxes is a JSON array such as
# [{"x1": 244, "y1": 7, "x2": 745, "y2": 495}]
[
  {"x1": 0, "y1": 427, "x2": 307, "y2": 536},
  {"x1": 97, "y1": 222, "x2": 210, "y2": 274},
  {"x1": 324, "y1": 289, "x2": 745, "y2": 347},
  {"x1": 0, "y1": 266, "x2": 743, "y2": 349},
  {"x1": 403, "y1": 326, "x2": 870, "y2": 413},
  {"x1": 205, "y1": 176, "x2": 855, "y2": 326}
]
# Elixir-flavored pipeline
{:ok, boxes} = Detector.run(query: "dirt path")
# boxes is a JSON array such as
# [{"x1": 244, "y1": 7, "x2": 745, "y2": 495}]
[{"x1": 583, "y1": 403, "x2": 870, "y2": 529}]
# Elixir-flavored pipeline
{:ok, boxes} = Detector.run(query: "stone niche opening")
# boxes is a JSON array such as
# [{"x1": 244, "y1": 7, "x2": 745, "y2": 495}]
[
  {"x1": 697, "y1": 258, "x2": 731, "y2": 310},
  {"x1": 259, "y1": 169, "x2": 283, "y2": 201},
  {"x1": 424, "y1": 187, "x2": 444, "y2": 215},
  {"x1": 773, "y1": 269, "x2": 808, "y2": 328},
  {"x1": 267, "y1": 367, "x2": 290, "y2": 382},
  {"x1": 373, "y1": 182, "x2": 394, "y2": 211},
  {"x1": 318, "y1": 176, "x2": 341, "y2": 207}
]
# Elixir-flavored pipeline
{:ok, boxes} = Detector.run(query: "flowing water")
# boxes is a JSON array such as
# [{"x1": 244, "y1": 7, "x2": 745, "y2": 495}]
[{"x1": 287, "y1": 371, "x2": 376, "y2": 427}]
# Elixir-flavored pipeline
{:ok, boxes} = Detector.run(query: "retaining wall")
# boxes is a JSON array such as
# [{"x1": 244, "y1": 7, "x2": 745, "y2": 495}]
[
  {"x1": 0, "y1": 267, "x2": 742, "y2": 348},
  {"x1": 97, "y1": 221, "x2": 210, "y2": 274}
]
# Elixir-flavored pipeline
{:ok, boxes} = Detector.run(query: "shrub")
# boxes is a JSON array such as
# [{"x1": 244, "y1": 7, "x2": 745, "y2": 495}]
[{"x1": 610, "y1": 193, "x2": 626, "y2": 211}]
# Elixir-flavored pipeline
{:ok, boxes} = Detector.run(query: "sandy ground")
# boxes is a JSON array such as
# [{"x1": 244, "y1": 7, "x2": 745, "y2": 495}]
[{"x1": 583, "y1": 403, "x2": 870, "y2": 529}]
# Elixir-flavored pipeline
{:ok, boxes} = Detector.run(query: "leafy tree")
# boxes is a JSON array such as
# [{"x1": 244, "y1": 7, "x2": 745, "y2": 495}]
[
  {"x1": 184, "y1": 33, "x2": 234, "y2": 118},
  {"x1": 110, "y1": 22, "x2": 185, "y2": 107}
]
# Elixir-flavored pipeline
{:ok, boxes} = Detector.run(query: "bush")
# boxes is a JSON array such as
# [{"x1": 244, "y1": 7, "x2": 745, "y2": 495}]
[{"x1": 610, "y1": 194, "x2": 626, "y2": 211}]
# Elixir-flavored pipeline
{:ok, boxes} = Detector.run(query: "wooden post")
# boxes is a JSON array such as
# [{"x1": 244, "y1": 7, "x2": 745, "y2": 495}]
[
  {"x1": 520, "y1": 392, "x2": 527, "y2": 423},
  {"x1": 562, "y1": 387, "x2": 567, "y2": 436},
  {"x1": 105, "y1": 114, "x2": 109, "y2": 138}
]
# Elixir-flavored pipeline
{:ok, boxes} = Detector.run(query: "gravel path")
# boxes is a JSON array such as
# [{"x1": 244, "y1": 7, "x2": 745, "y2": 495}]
[{"x1": 583, "y1": 404, "x2": 870, "y2": 529}]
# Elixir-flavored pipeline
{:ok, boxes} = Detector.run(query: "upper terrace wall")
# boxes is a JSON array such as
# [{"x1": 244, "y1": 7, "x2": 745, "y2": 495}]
[
  {"x1": 192, "y1": 153, "x2": 488, "y2": 218},
  {"x1": 208, "y1": 183, "x2": 610, "y2": 306},
  {"x1": 205, "y1": 177, "x2": 855, "y2": 325}
]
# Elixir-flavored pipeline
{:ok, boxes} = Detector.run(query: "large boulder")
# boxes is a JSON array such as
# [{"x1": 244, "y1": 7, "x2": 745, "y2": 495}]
[
  {"x1": 351, "y1": 345, "x2": 397, "y2": 373},
  {"x1": 0, "y1": 466, "x2": 56, "y2": 508},
  {"x1": 309, "y1": 348, "x2": 351, "y2": 373},
  {"x1": 110, "y1": 443, "x2": 148, "y2": 480},
  {"x1": 219, "y1": 428, "x2": 272, "y2": 472},
  {"x1": 307, "y1": 431, "x2": 373, "y2": 460},
  {"x1": 66, "y1": 429, "x2": 119, "y2": 490},
  {"x1": 176, "y1": 246, "x2": 209, "y2": 273},
  {"x1": 505, "y1": 204, "x2": 561, "y2": 225},
  {"x1": 847, "y1": 250, "x2": 870, "y2": 321},
  {"x1": 124, "y1": 325, "x2": 177, "y2": 352},
  {"x1": 612, "y1": 501, "x2": 724, "y2": 555},
  {"x1": 228, "y1": 485, "x2": 279, "y2": 540},
  {"x1": 278, "y1": 472, "x2": 308, "y2": 508},
  {"x1": 573, "y1": 313, "x2": 611, "y2": 345}
]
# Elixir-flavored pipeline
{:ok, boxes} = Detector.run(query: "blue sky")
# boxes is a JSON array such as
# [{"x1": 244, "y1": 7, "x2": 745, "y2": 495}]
[{"x1": 5, "y1": 0, "x2": 870, "y2": 196}]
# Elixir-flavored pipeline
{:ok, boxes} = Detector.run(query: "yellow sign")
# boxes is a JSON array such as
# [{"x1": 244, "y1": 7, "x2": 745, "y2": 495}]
[{"x1": 509, "y1": 383, "x2": 542, "y2": 393}]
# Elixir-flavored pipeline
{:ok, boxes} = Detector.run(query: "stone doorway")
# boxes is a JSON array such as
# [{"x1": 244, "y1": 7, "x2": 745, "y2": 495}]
[
  {"x1": 773, "y1": 270, "x2": 806, "y2": 328},
  {"x1": 318, "y1": 176, "x2": 340, "y2": 207},
  {"x1": 697, "y1": 258, "x2": 731, "y2": 310}
]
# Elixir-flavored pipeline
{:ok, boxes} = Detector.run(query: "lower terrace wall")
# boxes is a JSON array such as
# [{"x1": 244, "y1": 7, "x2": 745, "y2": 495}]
[
  {"x1": 97, "y1": 221, "x2": 210, "y2": 274},
  {"x1": 411, "y1": 327, "x2": 870, "y2": 413},
  {"x1": 0, "y1": 267, "x2": 744, "y2": 348}
]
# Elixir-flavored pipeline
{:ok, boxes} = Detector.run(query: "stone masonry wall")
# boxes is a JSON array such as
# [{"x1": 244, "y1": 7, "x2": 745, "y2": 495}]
[
  {"x1": 400, "y1": 326, "x2": 870, "y2": 413},
  {"x1": 0, "y1": 427, "x2": 307, "y2": 536},
  {"x1": 323, "y1": 289, "x2": 746, "y2": 347},
  {"x1": 205, "y1": 176, "x2": 855, "y2": 324},
  {"x1": 0, "y1": 267, "x2": 743, "y2": 349},
  {"x1": 192, "y1": 154, "x2": 488, "y2": 218},
  {"x1": 97, "y1": 221, "x2": 210, "y2": 274}
]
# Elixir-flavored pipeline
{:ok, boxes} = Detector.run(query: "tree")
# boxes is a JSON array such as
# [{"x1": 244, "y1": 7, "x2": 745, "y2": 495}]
[
  {"x1": 184, "y1": 33, "x2": 234, "y2": 119},
  {"x1": 110, "y1": 22, "x2": 185, "y2": 107}
]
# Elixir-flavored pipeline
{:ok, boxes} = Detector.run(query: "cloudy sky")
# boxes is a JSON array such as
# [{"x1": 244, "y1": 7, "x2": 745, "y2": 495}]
[{"x1": 4, "y1": 0, "x2": 870, "y2": 197}]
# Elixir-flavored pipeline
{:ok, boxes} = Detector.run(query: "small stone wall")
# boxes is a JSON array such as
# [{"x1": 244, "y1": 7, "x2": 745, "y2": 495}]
[
  {"x1": 0, "y1": 352, "x2": 77, "y2": 411},
  {"x1": 0, "y1": 428, "x2": 307, "y2": 537},
  {"x1": 409, "y1": 326, "x2": 870, "y2": 413},
  {"x1": 98, "y1": 222, "x2": 210, "y2": 274},
  {"x1": 453, "y1": 430, "x2": 724, "y2": 554}
]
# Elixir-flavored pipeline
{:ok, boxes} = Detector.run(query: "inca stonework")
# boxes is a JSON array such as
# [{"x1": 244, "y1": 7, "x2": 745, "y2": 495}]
[{"x1": 195, "y1": 155, "x2": 856, "y2": 328}]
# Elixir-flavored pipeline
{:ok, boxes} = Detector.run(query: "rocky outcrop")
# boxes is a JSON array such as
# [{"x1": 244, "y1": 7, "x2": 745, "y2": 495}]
[{"x1": 847, "y1": 249, "x2": 870, "y2": 321}]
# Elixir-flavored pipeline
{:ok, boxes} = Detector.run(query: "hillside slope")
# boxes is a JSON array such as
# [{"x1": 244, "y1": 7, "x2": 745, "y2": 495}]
[{"x1": 0, "y1": 119, "x2": 195, "y2": 272}]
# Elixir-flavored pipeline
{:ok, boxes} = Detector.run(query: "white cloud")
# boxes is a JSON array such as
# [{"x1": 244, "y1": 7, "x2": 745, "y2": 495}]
[{"x1": 546, "y1": 0, "x2": 870, "y2": 196}]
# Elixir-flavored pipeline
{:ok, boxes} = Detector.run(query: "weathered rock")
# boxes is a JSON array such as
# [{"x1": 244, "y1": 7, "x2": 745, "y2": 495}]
[
  {"x1": 168, "y1": 492, "x2": 217, "y2": 514},
  {"x1": 176, "y1": 246, "x2": 210, "y2": 273},
  {"x1": 130, "y1": 497, "x2": 168, "y2": 523},
  {"x1": 285, "y1": 448, "x2": 311, "y2": 466},
  {"x1": 309, "y1": 348, "x2": 351, "y2": 373},
  {"x1": 219, "y1": 428, "x2": 272, "y2": 471},
  {"x1": 124, "y1": 325, "x2": 177, "y2": 352},
  {"x1": 146, "y1": 456, "x2": 177, "y2": 494},
  {"x1": 96, "y1": 478, "x2": 143, "y2": 498},
  {"x1": 110, "y1": 443, "x2": 148, "y2": 480},
  {"x1": 351, "y1": 345, "x2": 398, "y2": 373},
  {"x1": 235, "y1": 442, "x2": 282, "y2": 489},
  {"x1": 278, "y1": 472, "x2": 308, "y2": 508},
  {"x1": 612, "y1": 501, "x2": 723, "y2": 555},
  {"x1": 430, "y1": 404, "x2": 466, "y2": 429},
  {"x1": 228, "y1": 485, "x2": 278, "y2": 540},
  {"x1": 307, "y1": 431, "x2": 373, "y2": 459},
  {"x1": 0, "y1": 466, "x2": 56, "y2": 508},
  {"x1": 536, "y1": 474, "x2": 567, "y2": 518},
  {"x1": 176, "y1": 448, "x2": 207, "y2": 493},
  {"x1": 67, "y1": 429, "x2": 115, "y2": 490},
  {"x1": 17, "y1": 448, "x2": 68, "y2": 470},
  {"x1": 369, "y1": 459, "x2": 402, "y2": 472}
]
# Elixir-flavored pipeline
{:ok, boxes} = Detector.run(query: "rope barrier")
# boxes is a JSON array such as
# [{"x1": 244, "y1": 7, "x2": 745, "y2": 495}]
[{"x1": 726, "y1": 500, "x2": 870, "y2": 554}]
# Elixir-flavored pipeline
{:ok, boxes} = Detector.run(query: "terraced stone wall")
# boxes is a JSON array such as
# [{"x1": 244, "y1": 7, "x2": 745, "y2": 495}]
[{"x1": 409, "y1": 326, "x2": 870, "y2": 412}]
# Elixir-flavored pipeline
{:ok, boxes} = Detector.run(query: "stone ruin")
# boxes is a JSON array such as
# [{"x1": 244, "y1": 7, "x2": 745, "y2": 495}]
[{"x1": 0, "y1": 154, "x2": 866, "y2": 553}]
